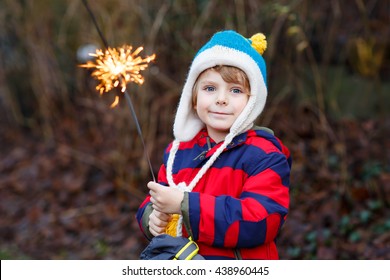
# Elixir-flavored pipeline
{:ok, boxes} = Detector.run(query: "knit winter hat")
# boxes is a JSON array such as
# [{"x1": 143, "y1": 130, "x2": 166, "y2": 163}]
[{"x1": 173, "y1": 30, "x2": 268, "y2": 142}]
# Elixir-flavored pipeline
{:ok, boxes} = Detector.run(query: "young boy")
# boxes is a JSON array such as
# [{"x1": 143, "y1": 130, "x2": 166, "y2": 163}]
[{"x1": 136, "y1": 30, "x2": 291, "y2": 259}]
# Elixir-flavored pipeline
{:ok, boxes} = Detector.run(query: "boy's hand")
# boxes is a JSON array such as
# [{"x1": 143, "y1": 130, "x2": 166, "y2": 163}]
[
  {"x1": 149, "y1": 209, "x2": 171, "y2": 236},
  {"x1": 148, "y1": 181, "x2": 184, "y2": 214}
]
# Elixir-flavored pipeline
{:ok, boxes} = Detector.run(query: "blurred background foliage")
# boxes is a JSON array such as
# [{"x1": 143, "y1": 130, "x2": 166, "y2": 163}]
[{"x1": 0, "y1": 0, "x2": 389, "y2": 259}]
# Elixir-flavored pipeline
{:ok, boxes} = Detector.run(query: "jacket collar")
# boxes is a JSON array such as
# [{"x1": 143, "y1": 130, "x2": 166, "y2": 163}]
[{"x1": 194, "y1": 129, "x2": 248, "y2": 158}]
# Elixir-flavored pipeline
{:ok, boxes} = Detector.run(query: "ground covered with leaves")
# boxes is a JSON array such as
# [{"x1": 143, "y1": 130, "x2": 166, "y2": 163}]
[{"x1": 0, "y1": 101, "x2": 389, "y2": 260}]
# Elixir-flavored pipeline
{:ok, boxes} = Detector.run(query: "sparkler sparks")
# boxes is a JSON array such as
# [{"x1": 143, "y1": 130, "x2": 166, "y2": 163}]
[{"x1": 80, "y1": 45, "x2": 156, "y2": 106}]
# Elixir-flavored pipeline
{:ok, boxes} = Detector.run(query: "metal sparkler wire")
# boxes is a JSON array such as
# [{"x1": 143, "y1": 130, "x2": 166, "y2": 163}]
[{"x1": 81, "y1": 0, "x2": 156, "y2": 182}]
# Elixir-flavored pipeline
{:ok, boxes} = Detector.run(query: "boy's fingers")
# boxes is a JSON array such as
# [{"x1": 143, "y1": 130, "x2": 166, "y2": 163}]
[
  {"x1": 149, "y1": 225, "x2": 162, "y2": 236},
  {"x1": 147, "y1": 181, "x2": 160, "y2": 191},
  {"x1": 149, "y1": 197, "x2": 160, "y2": 210},
  {"x1": 148, "y1": 182, "x2": 164, "y2": 198},
  {"x1": 151, "y1": 203, "x2": 161, "y2": 212},
  {"x1": 156, "y1": 210, "x2": 170, "y2": 219}
]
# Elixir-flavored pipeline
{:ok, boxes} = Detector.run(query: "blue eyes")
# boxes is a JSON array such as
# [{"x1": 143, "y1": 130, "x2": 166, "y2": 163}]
[{"x1": 203, "y1": 86, "x2": 243, "y2": 94}]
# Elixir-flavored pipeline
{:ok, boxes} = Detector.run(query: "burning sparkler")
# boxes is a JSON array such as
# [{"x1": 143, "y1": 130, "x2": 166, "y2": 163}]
[
  {"x1": 80, "y1": 46, "x2": 156, "y2": 107},
  {"x1": 80, "y1": 0, "x2": 156, "y2": 181}
]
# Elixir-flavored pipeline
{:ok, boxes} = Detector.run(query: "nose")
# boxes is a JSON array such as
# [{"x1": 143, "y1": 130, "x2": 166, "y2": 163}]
[{"x1": 216, "y1": 91, "x2": 228, "y2": 105}]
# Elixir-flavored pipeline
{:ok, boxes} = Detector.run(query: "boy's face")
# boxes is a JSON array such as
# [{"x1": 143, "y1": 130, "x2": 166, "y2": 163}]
[{"x1": 194, "y1": 69, "x2": 249, "y2": 143}]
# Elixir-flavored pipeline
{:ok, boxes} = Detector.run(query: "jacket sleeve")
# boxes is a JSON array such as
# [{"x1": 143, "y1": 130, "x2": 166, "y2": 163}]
[
  {"x1": 136, "y1": 201, "x2": 154, "y2": 240},
  {"x1": 181, "y1": 150, "x2": 290, "y2": 248}
]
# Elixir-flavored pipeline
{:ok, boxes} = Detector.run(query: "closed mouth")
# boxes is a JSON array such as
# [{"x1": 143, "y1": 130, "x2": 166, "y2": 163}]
[{"x1": 209, "y1": 111, "x2": 231, "y2": 115}]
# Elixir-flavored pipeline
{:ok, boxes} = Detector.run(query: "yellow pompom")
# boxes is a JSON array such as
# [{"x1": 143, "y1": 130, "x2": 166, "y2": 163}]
[
  {"x1": 250, "y1": 33, "x2": 267, "y2": 55},
  {"x1": 165, "y1": 214, "x2": 180, "y2": 237}
]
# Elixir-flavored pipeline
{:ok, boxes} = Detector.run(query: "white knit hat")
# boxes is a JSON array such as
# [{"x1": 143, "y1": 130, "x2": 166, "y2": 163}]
[{"x1": 165, "y1": 30, "x2": 268, "y2": 236}]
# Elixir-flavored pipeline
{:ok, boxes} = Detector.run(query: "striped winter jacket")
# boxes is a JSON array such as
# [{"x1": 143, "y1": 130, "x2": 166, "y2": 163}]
[{"x1": 136, "y1": 127, "x2": 291, "y2": 259}]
